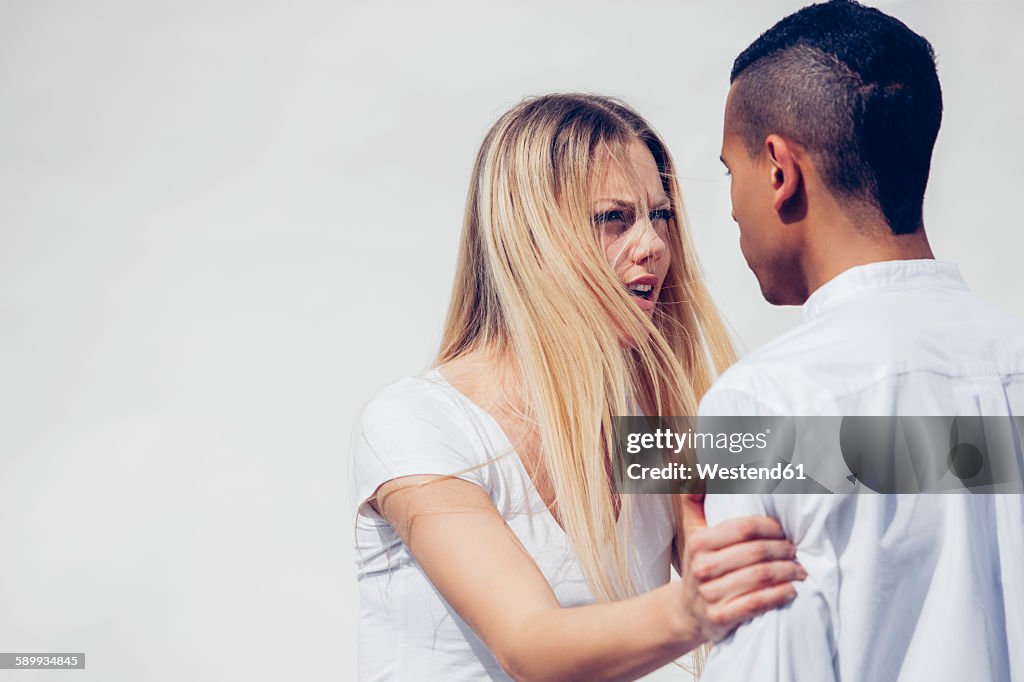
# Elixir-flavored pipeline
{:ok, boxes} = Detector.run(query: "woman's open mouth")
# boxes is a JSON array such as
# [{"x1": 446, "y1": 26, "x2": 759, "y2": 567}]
[
  {"x1": 624, "y1": 275, "x2": 659, "y2": 311},
  {"x1": 628, "y1": 283, "x2": 653, "y2": 300}
]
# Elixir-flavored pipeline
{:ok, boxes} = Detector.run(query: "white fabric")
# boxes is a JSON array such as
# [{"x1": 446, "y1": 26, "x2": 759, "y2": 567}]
[
  {"x1": 698, "y1": 259, "x2": 1024, "y2": 681},
  {"x1": 351, "y1": 369, "x2": 675, "y2": 681}
]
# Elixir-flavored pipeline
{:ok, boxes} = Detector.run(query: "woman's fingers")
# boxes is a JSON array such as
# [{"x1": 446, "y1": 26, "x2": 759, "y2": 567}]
[
  {"x1": 680, "y1": 514, "x2": 803, "y2": 642},
  {"x1": 687, "y1": 515, "x2": 786, "y2": 554},
  {"x1": 704, "y1": 583, "x2": 799, "y2": 633},
  {"x1": 689, "y1": 539, "x2": 797, "y2": 582},
  {"x1": 696, "y1": 560, "x2": 807, "y2": 605}
]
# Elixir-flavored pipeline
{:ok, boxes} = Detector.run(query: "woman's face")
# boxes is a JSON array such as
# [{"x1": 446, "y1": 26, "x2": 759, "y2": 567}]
[{"x1": 591, "y1": 139, "x2": 672, "y2": 317}]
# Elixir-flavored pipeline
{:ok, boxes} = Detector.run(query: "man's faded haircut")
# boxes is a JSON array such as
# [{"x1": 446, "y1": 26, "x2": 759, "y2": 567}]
[{"x1": 729, "y1": 0, "x2": 942, "y2": 234}]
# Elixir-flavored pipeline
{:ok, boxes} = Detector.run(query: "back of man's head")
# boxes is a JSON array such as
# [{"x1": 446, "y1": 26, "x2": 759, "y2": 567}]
[{"x1": 729, "y1": 0, "x2": 942, "y2": 235}]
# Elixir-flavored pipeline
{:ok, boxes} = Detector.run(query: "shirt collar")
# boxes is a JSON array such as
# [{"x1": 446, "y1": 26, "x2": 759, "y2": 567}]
[{"x1": 802, "y1": 259, "x2": 968, "y2": 321}]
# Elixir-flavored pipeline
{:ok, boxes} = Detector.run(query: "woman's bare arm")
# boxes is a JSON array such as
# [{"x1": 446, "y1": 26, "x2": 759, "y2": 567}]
[{"x1": 373, "y1": 476, "x2": 803, "y2": 682}]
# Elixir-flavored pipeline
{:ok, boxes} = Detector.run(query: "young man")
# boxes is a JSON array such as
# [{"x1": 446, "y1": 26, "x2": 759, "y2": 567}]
[{"x1": 698, "y1": 1, "x2": 1024, "y2": 679}]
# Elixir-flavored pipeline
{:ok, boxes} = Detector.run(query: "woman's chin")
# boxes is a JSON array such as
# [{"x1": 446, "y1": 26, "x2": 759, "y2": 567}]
[{"x1": 631, "y1": 294, "x2": 656, "y2": 313}]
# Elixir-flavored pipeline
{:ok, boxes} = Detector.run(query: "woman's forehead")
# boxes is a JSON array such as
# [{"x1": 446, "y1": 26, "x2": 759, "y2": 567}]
[{"x1": 591, "y1": 140, "x2": 669, "y2": 207}]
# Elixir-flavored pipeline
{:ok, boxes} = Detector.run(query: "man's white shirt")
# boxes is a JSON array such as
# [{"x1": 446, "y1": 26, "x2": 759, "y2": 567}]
[{"x1": 698, "y1": 260, "x2": 1024, "y2": 681}]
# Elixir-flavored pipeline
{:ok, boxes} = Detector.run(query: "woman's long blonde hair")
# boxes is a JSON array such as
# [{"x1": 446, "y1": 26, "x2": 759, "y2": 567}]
[{"x1": 438, "y1": 94, "x2": 735, "y2": 606}]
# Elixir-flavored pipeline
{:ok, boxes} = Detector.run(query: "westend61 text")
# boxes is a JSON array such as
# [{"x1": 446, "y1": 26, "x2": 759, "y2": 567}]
[{"x1": 626, "y1": 461, "x2": 807, "y2": 481}]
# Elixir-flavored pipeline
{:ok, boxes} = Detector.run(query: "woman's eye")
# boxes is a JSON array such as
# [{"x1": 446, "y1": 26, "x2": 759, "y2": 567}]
[
  {"x1": 649, "y1": 208, "x2": 674, "y2": 231},
  {"x1": 594, "y1": 210, "x2": 626, "y2": 224},
  {"x1": 594, "y1": 210, "x2": 631, "y2": 234}
]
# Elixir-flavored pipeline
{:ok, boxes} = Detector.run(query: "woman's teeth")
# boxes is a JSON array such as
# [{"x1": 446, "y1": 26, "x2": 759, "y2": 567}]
[{"x1": 628, "y1": 283, "x2": 653, "y2": 300}]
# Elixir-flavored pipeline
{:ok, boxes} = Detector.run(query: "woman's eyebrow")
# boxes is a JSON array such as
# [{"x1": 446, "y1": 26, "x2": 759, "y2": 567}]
[
  {"x1": 593, "y1": 197, "x2": 634, "y2": 207},
  {"x1": 593, "y1": 197, "x2": 672, "y2": 209}
]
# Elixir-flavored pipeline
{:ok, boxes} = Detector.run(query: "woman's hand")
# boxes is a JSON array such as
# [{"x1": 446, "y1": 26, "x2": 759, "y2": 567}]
[{"x1": 678, "y1": 494, "x2": 806, "y2": 643}]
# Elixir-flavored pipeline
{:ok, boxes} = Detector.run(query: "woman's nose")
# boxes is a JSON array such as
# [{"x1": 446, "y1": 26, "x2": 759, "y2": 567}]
[{"x1": 630, "y1": 219, "x2": 667, "y2": 266}]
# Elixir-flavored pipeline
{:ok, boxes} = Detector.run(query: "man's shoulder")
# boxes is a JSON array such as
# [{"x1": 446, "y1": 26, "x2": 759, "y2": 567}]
[
  {"x1": 704, "y1": 287, "x2": 1024, "y2": 415},
  {"x1": 703, "y1": 323, "x2": 824, "y2": 414}
]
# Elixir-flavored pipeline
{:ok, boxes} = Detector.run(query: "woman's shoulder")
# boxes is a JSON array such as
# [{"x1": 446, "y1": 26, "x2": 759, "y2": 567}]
[
  {"x1": 351, "y1": 369, "x2": 501, "y2": 514},
  {"x1": 354, "y1": 367, "x2": 493, "y2": 455},
  {"x1": 356, "y1": 366, "x2": 471, "y2": 430},
  {"x1": 359, "y1": 369, "x2": 451, "y2": 422}
]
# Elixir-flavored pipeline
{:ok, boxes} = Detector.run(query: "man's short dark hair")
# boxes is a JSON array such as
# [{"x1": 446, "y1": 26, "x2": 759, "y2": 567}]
[{"x1": 729, "y1": 0, "x2": 942, "y2": 234}]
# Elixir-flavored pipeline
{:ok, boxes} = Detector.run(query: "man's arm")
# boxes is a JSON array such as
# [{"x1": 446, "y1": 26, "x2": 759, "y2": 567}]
[{"x1": 697, "y1": 387, "x2": 839, "y2": 681}]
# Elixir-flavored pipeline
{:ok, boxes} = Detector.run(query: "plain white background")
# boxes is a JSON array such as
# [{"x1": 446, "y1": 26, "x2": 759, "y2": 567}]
[{"x1": 0, "y1": 1, "x2": 1021, "y2": 680}]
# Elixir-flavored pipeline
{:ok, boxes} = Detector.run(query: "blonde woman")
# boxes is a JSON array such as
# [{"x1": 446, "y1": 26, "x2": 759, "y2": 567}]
[{"x1": 353, "y1": 94, "x2": 805, "y2": 681}]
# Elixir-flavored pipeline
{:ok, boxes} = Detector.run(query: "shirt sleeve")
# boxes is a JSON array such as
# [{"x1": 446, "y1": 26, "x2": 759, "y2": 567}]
[
  {"x1": 697, "y1": 385, "x2": 839, "y2": 681},
  {"x1": 701, "y1": 578, "x2": 836, "y2": 681},
  {"x1": 351, "y1": 383, "x2": 490, "y2": 523}
]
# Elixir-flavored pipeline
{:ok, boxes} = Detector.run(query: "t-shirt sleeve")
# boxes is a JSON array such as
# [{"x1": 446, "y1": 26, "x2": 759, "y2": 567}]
[{"x1": 351, "y1": 383, "x2": 491, "y2": 523}]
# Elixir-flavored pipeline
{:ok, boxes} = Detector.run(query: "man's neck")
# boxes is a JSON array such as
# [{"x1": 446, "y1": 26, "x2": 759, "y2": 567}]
[{"x1": 801, "y1": 212, "x2": 935, "y2": 298}]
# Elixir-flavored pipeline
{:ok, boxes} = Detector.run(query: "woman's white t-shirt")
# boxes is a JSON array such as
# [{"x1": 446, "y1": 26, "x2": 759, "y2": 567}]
[{"x1": 352, "y1": 369, "x2": 676, "y2": 681}]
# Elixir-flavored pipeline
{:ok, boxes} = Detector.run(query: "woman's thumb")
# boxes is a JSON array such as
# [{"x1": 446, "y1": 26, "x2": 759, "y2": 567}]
[{"x1": 679, "y1": 493, "x2": 707, "y2": 534}]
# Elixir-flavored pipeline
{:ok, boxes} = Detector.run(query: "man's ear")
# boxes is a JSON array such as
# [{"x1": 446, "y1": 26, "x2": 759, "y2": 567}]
[{"x1": 764, "y1": 135, "x2": 802, "y2": 212}]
